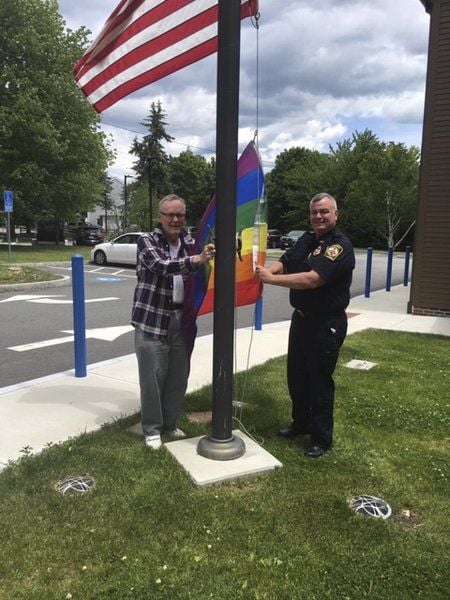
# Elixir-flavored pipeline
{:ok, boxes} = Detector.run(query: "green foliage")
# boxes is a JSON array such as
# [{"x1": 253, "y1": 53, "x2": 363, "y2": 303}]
[
  {"x1": 167, "y1": 149, "x2": 215, "y2": 224},
  {"x1": 0, "y1": 331, "x2": 448, "y2": 598},
  {"x1": 327, "y1": 129, "x2": 381, "y2": 209},
  {"x1": 344, "y1": 141, "x2": 419, "y2": 248},
  {"x1": 129, "y1": 101, "x2": 173, "y2": 228},
  {"x1": 266, "y1": 146, "x2": 331, "y2": 231},
  {"x1": 327, "y1": 131, "x2": 419, "y2": 248},
  {"x1": 127, "y1": 107, "x2": 215, "y2": 229},
  {"x1": 0, "y1": 0, "x2": 113, "y2": 230},
  {"x1": 100, "y1": 175, "x2": 114, "y2": 213},
  {"x1": 265, "y1": 130, "x2": 419, "y2": 249},
  {"x1": 125, "y1": 182, "x2": 152, "y2": 232}
]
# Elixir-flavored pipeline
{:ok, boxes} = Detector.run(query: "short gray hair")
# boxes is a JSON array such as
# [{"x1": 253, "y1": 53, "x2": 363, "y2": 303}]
[
  {"x1": 310, "y1": 192, "x2": 337, "y2": 210},
  {"x1": 159, "y1": 194, "x2": 186, "y2": 211}
]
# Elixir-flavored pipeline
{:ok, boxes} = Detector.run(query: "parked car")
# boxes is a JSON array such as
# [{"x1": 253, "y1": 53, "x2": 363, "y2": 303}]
[
  {"x1": 36, "y1": 221, "x2": 70, "y2": 243},
  {"x1": 267, "y1": 228, "x2": 282, "y2": 249},
  {"x1": 90, "y1": 232, "x2": 143, "y2": 265},
  {"x1": 279, "y1": 230, "x2": 307, "y2": 250},
  {"x1": 74, "y1": 224, "x2": 105, "y2": 246}
]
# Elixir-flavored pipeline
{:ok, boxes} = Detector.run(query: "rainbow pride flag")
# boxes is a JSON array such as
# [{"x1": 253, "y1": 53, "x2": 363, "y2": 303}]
[{"x1": 195, "y1": 141, "x2": 267, "y2": 316}]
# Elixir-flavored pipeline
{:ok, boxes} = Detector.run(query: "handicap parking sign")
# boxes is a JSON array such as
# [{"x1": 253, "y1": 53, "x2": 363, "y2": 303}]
[{"x1": 4, "y1": 190, "x2": 13, "y2": 212}]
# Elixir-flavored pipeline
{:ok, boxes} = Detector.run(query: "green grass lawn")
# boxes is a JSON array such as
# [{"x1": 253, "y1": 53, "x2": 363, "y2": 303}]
[
  {"x1": 0, "y1": 244, "x2": 92, "y2": 264},
  {"x1": 0, "y1": 245, "x2": 92, "y2": 284},
  {"x1": 0, "y1": 330, "x2": 448, "y2": 599}
]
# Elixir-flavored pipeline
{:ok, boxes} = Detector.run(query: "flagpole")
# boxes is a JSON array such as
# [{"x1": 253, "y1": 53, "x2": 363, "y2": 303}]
[{"x1": 197, "y1": 0, "x2": 245, "y2": 460}]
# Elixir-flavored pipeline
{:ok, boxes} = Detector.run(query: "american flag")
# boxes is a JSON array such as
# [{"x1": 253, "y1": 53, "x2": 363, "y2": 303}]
[{"x1": 73, "y1": 0, "x2": 258, "y2": 113}]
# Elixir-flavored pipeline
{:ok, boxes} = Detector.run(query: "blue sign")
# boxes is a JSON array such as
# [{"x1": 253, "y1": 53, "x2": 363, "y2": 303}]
[{"x1": 4, "y1": 190, "x2": 13, "y2": 212}]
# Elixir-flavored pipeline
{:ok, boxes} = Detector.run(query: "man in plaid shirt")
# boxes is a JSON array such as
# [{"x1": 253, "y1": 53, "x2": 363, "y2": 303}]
[{"x1": 131, "y1": 194, "x2": 215, "y2": 449}]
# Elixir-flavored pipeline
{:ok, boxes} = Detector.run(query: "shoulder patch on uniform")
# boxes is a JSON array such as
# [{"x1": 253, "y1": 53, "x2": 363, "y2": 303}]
[{"x1": 324, "y1": 244, "x2": 343, "y2": 261}]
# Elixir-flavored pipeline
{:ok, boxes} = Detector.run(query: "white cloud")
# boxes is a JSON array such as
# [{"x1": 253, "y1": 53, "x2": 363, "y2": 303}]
[{"x1": 58, "y1": 0, "x2": 431, "y2": 176}]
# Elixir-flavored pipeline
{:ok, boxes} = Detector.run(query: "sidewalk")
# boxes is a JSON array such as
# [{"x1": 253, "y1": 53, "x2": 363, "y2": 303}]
[{"x1": 1, "y1": 284, "x2": 449, "y2": 470}]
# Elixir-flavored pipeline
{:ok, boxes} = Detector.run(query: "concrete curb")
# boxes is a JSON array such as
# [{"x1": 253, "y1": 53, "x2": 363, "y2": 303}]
[
  {"x1": 0, "y1": 260, "x2": 91, "y2": 293},
  {"x1": 0, "y1": 272, "x2": 69, "y2": 293}
]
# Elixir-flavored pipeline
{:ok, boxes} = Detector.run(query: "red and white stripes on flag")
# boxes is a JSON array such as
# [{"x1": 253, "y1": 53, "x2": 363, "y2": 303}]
[{"x1": 73, "y1": 0, "x2": 258, "y2": 113}]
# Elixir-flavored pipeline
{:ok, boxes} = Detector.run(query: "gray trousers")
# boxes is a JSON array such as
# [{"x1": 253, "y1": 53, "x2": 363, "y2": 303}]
[{"x1": 135, "y1": 311, "x2": 189, "y2": 437}]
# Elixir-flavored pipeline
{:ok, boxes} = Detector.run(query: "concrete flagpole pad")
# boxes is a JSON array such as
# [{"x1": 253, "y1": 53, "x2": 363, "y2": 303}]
[{"x1": 164, "y1": 430, "x2": 283, "y2": 486}]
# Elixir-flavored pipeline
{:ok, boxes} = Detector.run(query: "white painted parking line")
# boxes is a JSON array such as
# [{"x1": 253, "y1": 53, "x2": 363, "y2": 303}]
[
  {"x1": 8, "y1": 325, "x2": 134, "y2": 352},
  {"x1": 1, "y1": 294, "x2": 120, "y2": 305},
  {"x1": 101, "y1": 271, "x2": 135, "y2": 278},
  {"x1": 28, "y1": 297, "x2": 119, "y2": 304},
  {"x1": 111, "y1": 269, "x2": 127, "y2": 275},
  {"x1": 9, "y1": 335, "x2": 75, "y2": 351},
  {"x1": 0, "y1": 294, "x2": 63, "y2": 303}
]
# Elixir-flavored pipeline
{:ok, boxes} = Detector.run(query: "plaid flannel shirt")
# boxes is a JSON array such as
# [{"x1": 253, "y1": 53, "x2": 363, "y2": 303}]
[{"x1": 131, "y1": 225, "x2": 197, "y2": 340}]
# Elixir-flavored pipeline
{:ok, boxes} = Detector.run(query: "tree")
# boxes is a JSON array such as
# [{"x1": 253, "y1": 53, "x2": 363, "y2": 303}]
[
  {"x1": 344, "y1": 141, "x2": 419, "y2": 248},
  {"x1": 263, "y1": 130, "x2": 419, "y2": 248},
  {"x1": 265, "y1": 147, "x2": 331, "y2": 231},
  {"x1": 129, "y1": 101, "x2": 173, "y2": 228},
  {"x1": 0, "y1": 0, "x2": 113, "y2": 236},
  {"x1": 125, "y1": 183, "x2": 151, "y2": 231},
  {"x1": 98, "y1": 175, "x2": 115, "y2": 234},
  {"x1": 326, "y1": 129, "x2": 380, "y2": 210},
  {"x1": 167, "y1": 150, "x2": 215, "y2": 224}
]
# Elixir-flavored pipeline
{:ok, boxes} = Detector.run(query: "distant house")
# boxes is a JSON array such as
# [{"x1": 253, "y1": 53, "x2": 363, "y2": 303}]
[
  {"x1": 409, "y1": 0, "x2": 450, "y2": 316},
  {"x1": 86, "y1": 176, "x2": 123, "y2": 232}
]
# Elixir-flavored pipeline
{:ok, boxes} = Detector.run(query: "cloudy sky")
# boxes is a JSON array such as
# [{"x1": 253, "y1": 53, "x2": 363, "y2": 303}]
[{"x1": 58, "y1": 0, "x2": 431, "y2": 179}]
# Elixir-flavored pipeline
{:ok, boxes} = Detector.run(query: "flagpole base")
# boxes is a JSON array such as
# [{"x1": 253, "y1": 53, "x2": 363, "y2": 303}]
[{"x1": 197, "y1": 434, "x2": 246, "y2": 461}]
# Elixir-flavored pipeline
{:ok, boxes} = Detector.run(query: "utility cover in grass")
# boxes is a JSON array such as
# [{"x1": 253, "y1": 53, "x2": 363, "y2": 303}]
[
  {"x1": 349, "y1": 495, "x2": 392, "y2": 519},
  {"x1": 56, "y1": 476, "x2": 95, "y2": 495},
  {"x1": 345, "y1": 359, "x2": 377, "y2": 370}
]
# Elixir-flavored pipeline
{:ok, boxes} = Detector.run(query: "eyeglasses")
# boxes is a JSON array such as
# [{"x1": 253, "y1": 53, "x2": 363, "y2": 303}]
[{"x1": 159, "y1": 211, "x2": 186, "y2": 219}]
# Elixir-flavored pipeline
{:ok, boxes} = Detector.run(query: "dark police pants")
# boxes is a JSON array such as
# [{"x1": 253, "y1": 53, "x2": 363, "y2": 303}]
[{"x1": 287, "y1": 310, "x2": 348, "y2": 449}]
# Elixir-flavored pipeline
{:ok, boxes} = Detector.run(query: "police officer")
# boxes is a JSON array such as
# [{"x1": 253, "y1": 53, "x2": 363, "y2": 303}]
[{"x1": 255, "y1": 193, "x2": 355, "y2": 457}]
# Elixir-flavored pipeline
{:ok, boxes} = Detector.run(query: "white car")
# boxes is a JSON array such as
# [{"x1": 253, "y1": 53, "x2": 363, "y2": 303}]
[{"x1": 90, "y1": 232, "x2": 143, "y2": 266}]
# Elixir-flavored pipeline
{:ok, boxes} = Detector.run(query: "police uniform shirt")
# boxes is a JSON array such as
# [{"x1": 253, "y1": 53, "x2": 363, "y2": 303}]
[{"x1": 280, "y1": 228, "x2": 355, "y2": 314}]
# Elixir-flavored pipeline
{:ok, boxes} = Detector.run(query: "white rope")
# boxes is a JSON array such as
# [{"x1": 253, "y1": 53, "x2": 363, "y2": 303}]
[{"x1": 253, "y1": 7, "x2": 260, "y2": 154}]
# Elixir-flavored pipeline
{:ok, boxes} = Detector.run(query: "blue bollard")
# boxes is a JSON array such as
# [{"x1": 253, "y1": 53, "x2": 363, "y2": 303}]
[
  {"x1": 364, "y1": 247, "x2": 373, "y2": 298},
  {"x1": 403, "y1": 245, "x2": 411, "y2": 286},
  {"x1": 386, "y1": 246, "x2": 394, "y2": 291},
  {"x1": 255, "y1": 295, "x2": 263, "y2": 330},
  {"x1": 71, "y1": 254, "x2": 87, "y2": 377}
]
